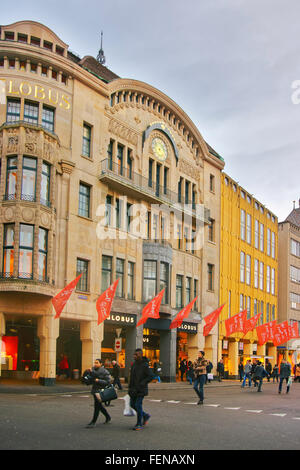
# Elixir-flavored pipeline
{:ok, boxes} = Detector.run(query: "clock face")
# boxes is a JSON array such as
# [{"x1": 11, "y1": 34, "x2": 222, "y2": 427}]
[{"x1": 152, "y1": 138, "x2": 168, "y2": 161}]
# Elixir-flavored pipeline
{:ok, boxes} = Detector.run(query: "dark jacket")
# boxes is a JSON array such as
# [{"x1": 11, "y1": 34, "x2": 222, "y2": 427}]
[
  {"x1": 112, "y1": 363, "x2": 121, "y2": 379},
  {"x1": 279, "y1": 362, "x2": 291, "y2": 378},
  {"x1": 129, "y1": 357, "x2": 154, "y2": 397},
  {"x1": 90, "y1": 366, "x2": 111, "y2": 394},
  {"x1": 206, "y1": 361, "x2": 213, "y2": 373},
  {"x1": 266, "y1": 363, "x2": 272, "y2": 374},
  {"x1": 217, "y1": 362, "x2": 224, "y2": 374},
  {"x1": 253, "y1": 364, "x2": 268, "y2": 379}
]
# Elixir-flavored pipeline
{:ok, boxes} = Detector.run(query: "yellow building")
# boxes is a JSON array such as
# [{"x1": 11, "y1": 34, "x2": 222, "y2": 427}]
[{"x1": 219, "y1": 173, "x2": 278, "y2": 377}]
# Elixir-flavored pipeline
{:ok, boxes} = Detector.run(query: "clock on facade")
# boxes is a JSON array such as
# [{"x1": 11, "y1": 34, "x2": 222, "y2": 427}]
[{"x1": 152, "y1": 137, "x2": 168, "y2": 161}]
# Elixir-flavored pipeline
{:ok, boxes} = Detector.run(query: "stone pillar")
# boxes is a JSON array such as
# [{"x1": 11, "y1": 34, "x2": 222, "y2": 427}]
[
  {"x1": 268, "y1": 346, "x2": 277, "y2": 367},
  {"x1": 229, "y1": 340, "x2": 239, "y2": 378},
  {"x1": 38, "y1": 315, "x2": 59, "y2": 386},
  {"x1": 80, "y1": 320, "x2": 102, "y2": 373},
  {"x1": 0, "y1": 313, "x2": 5, "y2": 379},
  {"x1": 244, "y1": 342, "x2": 253, "y2": 358},
  {"x1": 124, "y1": 326, "x2": 141, "y2": 381},
  {"x1": 257, "y1": 344, "x2": 266, "y2": 358},
  {"x1": 188, "y1": 330, "x2": 204, "y2": 362},
  {"x1": 160, "y1": 328, "x2": 176, "y2": 382}
]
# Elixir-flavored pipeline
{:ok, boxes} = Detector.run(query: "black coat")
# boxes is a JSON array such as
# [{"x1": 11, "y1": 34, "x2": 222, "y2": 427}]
[
  {"x1": 112, "y1": 364, "x2": 120, "y2": 379},
  {"x1": 129, "y1": 357, "x2": 154, "y2": 397},
  {"x1": 90, "y1": 366, "x2": 111, "y2": 394}
]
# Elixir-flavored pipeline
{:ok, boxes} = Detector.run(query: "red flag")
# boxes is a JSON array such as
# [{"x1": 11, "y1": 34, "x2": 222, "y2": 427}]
[
  {"x1": 256, "y1": 320, "x2": 277, "y2": 345},
  {"x1": 273, "y1": 321, "x2": 290, "y2": 347},
  {"x1": 96, "y1": 279, "x2": 119, "y2": 325},
  {"x1": 288, "y1": 321, "x2": 299, "y2": 340},
  {"x1": 242, "y1": 313, "x2": 261, "y2": 336},
  {"x1": 203, "y1": 304, "x2": 225, "y2": 337},
  {"x1": 137, "y1": 289, "x2": 165, "y2": 327},
  {"x1": 52, "y1": 274, "x2": 82, "y2": 319},
  {"x1": 225, "y1": 309, "x2": 247, "y2": 337},
  {"x1": 170, "y1": 297, "x2": 198, "y2": 329}
]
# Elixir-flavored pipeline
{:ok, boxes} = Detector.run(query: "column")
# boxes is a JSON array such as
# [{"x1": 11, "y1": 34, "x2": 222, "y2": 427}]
[
  {"x1": 244, "y1": 342, "x2": 253, "y2": 358},
  {"x1": 268, "y1": 345, "x2": 277, "y2": 368},
  {"x1": 228, "y1": 340, "x2": 239, "y2": 378},
  {"x1": 0, "y1": 313, "x2": 5, "y2": 379},
  {"x1": 257, "y1": 344, "x2": 266, "y2": 358},
  {"x1": 124, "y1": 325, "x2": 141, "y2": 381},
  {"x1": 160, "y1": 328, "x2": 176, "y2": 382},
  {"x1": 80, "y1": 320, "x2": 102, "y2": 373},
  {"x1": 37, "y1": 315, "x2": 59, "y2": 386}
]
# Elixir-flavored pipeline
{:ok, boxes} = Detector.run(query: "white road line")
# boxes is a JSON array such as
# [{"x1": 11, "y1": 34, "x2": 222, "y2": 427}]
[
  {"x1": 167, "y1": 400, "x2": 181, "y2": 403},
  {"x1": 61, "y1": 395, "x2": 72, "y2": 397},
  {"x1": 292, "y1": 417, "x2": 300, "y2": 420},
  {"x1": 269, "y1": 413, "x2": 286, "y2": 417},
  {"x1": 224, "y1": 407, "x2": 241, "y2": 410},
  {"x1": 204, "y1": 404, "x2": 220, "y2": 407},
  {"x1": 245, "y1": 410, "x2": 263, "y2": 413},
  {"x1": 149, "y1": 399, "x2": 162, "y2": 402},
  {"x1": 183, "y1": 402, "x2": 198, "y2": 405},
  {"x1": 79, "y1": 395, "x2": 90, "y2": 398}
]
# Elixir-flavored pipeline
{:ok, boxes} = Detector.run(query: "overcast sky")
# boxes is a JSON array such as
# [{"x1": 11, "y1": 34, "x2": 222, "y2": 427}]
[{"x1": 3, "y1": 0, "x2": 300, "y2": 221}]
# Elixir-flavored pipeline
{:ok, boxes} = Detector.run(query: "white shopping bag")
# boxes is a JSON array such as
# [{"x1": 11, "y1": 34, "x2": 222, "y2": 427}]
[{"x1": 123, "y1": 394, "x2": 136, "y2": 417}]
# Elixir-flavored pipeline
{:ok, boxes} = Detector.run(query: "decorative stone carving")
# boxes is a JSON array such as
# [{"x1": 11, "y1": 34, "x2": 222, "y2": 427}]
[
  {"x1": 22, "y1": 208, "x2": 35, "y2": 223},
  {"x1": 25, "y1": 128, "x2": 38, "y2": 154},
  {"x1": 43, "y1": 134, "x2": 56, "y2": 162},
  {"x1": 4, "y1": 207, "x2": 14, "y2": 222},
  {"x1": 7, "y1": 135, "x2": 19, "y2": 153},
  {"x1": 179, "y1": 159, "x2": 201, "y2": 181},
  {"x1": 108, "y1": 118, "x2": 138, "y2": 146},
  {"x1": 40, "y1": 212, "x2": 50, "y2": 228}
]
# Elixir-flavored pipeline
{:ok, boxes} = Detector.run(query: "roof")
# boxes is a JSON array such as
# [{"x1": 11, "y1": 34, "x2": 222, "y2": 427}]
[
  {"x1": 205, "y1": 141, "x2": 224, "y2": 162},
  {"x1": 79, "y1": 56, "x2": 119, "y2": 83},
  {"x1": 284, "y1": 207, "x2": 300, "y2": 227}
]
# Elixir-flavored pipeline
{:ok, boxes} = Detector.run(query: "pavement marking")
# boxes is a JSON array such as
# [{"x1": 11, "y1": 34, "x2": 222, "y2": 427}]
[
  {"x1": 167, "y1": 400, "x2": 181, "y2": 403},
  {"x1": 204, "y1": 404, "x2": 220, "y2": 407},
  {"x1": 292, "y1": 417, "x2": 300, "y2": 420},
  {"x1": 183, "y1": 402, "x2": 198, "y2": 405},
  {"x1": 79, "y1": 395, "x2": 90, "y2": 398},
  {"x1": 245, "y1": 410, "x2": 263, "y2": 413},
  {"x1": 269, "y1": 413, "x2": 287, "y2": 417},
  {"x1": 61, "y1": 395, "x2": 72, "y2": 397},
  {"x1": 148, "y1": 399, "x2": 162, "y2": 402},
  {"x1": 224, "y1": 407, "x2": 241, "y2": 410}
]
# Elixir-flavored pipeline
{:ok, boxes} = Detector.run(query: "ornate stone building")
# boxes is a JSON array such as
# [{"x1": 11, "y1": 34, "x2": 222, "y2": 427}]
[{"x1": 0, "y1": 20, "x2": 224, "y2": 384}]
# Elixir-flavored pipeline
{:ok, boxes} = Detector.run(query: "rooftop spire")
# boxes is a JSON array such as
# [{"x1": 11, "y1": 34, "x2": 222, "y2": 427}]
[{"x1": 97, "y1": 31, "x2": 106, "y2": 65}]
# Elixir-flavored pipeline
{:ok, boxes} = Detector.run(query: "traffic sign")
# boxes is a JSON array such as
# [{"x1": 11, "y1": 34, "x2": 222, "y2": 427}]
[{"x1": 114, "y1": 338, "x2": 122, "y2": 352}]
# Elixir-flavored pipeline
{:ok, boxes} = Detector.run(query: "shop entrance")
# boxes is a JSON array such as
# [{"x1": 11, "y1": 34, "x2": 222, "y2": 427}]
[
  {"x1": 143, "y1": 328, "x2": 160, "y2": 366},
  {"x1": 56, "y1": 319, "x2": 81, "y2": 378},
  {"x1": 102, "y1": 323, "x2": 126, "y2": 370}
]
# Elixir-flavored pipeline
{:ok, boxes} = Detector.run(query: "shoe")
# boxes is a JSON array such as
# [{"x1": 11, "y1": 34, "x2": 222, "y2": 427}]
[
  {"x1": 132, "y1": 425, "x2": 143, "y2": 431},
  {"x1": 85, "y1": 422, "x2": 96, "y2": 428},
  {"x1": 278, "y1": 391, "x2": 281, "y2": 394},
  {"x1": 104, "y1": 417, "x2": 111, "y2": 424},
  {"x1": 197, "y1": 400, "x2": 203, "y2": 405},
  {"x1": 143, "y1": 414, "x2": 151, "y2": 426},
  {"x1": 257, "y1": 390, "x2": 262, "y2": 392}
]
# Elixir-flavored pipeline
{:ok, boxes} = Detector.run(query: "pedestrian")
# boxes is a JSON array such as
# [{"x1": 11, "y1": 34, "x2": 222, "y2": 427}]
[
  {"x1": 272, "y1": 364, "x2": 279, "y2": 383},
  {"x1": 186, "y1": 361, "x2": 194, "y2": 385},
  {"x1": 179, "y1": 359, "x2": 187, "y2": 381},
  {"x1": 153, "y1": 362, "x2": 161, "y2": 383},
  {"x1": 295, "y1": 364, "x2": 300, "y2": 383},
  {"x1": 251, "y1": 359, "x2": 258, "y2": 387},
  {"x1": 85, "y1": 358, "x2": 112, "y2": 428},
  {"x1": 241, "y1": 360, "x2": 252, "y2": 388},
  {"x1": 206, "y1": 360, "x2": 213, "y2": 384},
  {"x1": 111, "y1": 359, "x2": 123, "y2": 390},
  {"x1": 278, "y1": 359, "x2": 292, "y2": 394},
  {"x1": 193, "y1": 351, "x2": 208, "y2": 405},
  {"x1": 128, "y1": 348, "x2": 154, "y2": 431},
  {"x1": 238, "y1": 362, "x2": 244, "y2": 382},
  {"x1": 265, "y1": 359, "x2": 272, "y2": 382},
  {"x1": 217, "y1": 359, "x2": 224, "y2": 382},
  {"x1": 252, "y1": 361, "x2": 268, "y2": 392},
  {"x1": 57, "y1": 354, "x2": 70, "y2": 379}
]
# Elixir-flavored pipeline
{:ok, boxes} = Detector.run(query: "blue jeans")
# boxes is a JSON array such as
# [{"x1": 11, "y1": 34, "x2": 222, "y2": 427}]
[
  {"x1": 242, "y1": 373, "x2": 252, "y2": 387},
  {"x1": 193, "y1": 374, "x2": 206, "y2": 401},
  {"x1": 187, "y1": 375, "x2": 193, "y2": 385},
  {"x1": 130, "y1": 395, "x2": 149, "y2": 426},
  {"x1": 279, "y1": 377, "x2": 290, "y2": 393}
]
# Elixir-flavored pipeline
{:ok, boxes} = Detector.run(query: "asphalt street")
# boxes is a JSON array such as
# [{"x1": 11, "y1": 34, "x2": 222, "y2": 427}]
[{"x1": 1, "y1": 380, "x2": 300, "y2": 451}]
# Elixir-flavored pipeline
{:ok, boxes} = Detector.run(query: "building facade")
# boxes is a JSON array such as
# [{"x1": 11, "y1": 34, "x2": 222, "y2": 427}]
[
  {"x1": 219, "y1": 173, "x2": 278, "y2": 377},
  {"x1": 278, "y1": 202, "x2": 300, "y2": 365},
  {"x1": 0, "y1": 21, "x2": 224, "y2": 384}
]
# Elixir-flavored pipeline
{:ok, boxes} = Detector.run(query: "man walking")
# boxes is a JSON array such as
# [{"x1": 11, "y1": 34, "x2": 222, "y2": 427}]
[
  {"x1": 111, "y1": 360, "x2": 123, "y2": 390},
  {"x1": 85, "y1": 359, "x2": 112, "y2": 428},
  {"x1": 278, "y1": 359, "x2": 292, "y2": 394},
  {"x1": 241, "y1": 360, "x2": 252, "y2": 388},
  {"x1": 252, "y1": 361, "x2": 268, "y2": 392},
  {"x1": 265, "y1": 360, "x2": 272, "y2": 382},
  {"x1": 128, "y1": 348, "x2": 154, "y2": 431},
  {"x1": 217, "y1": 359, "x2": 224, "y2": 382},
  {"x1": 238, "y1": 362, "x2": 244, "y2": 382},
  {"x1": 193, "y1": 351, "x2": 208, "y2": 405}
]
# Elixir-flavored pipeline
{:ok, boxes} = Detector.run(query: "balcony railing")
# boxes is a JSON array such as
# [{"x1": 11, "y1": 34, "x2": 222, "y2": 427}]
[{"x1": 0, "y1": 272, "x2": 49, "y2": 283}]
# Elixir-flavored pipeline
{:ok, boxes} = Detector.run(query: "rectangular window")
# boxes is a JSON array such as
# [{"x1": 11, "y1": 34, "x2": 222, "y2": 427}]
[
  {"x1": 38, "y1": 228, "x2": 48, "y2": 281},
  {"x1": 6, "y1": 156, "x2": 18, "y2": 200},
  {"x1": 117, "y1": 144, "x2": 124, "y2": 175},
  {"x1": 291, "y1": 292, "x2": 300, "y2": 308},
  {"x1": 24, "y1": 101, "x2": 39, "y2": 125},
  {"x1": 186, "y1": 276, "x2": 192, "y2": 304},
  {"x1": 254, "y1": 299, "x2": 257, "y2": 316},
  {"x1": 259, "y1": 262, "x2": 264, "y2": 290},
  {"x1": 176, "y1": 274, "x2": 183, "y2": 308},
  {"x1": 3, "y1": 224, "x2": 14, "y2": 277},
  {"x1": 254, "y1": 259, "x2": 259, "y2": 288},
  {"x1": 266, "y1": 266, "x2": 270, "y2": 293},
  {"x1": 291, "y1": 239, "x2": 300, "y2": 257},
  {"x1": 178, "y1": 177, "x2": 183, "y2": 203},
  {"x1": 40, "y1": 162, "x2": 51, "y2": 207},
  {"x1": 78, "y1": 183, "x2": 90, "y2": 218},
  {"x1": 290, "y1": 265, "x2": 300, "y2": 283},
  {"x1": 240, "y1": 210, "x2": 246, "y2": 241},
  {"x1": 127, "y1": 149, "x2": 133, "y2": 179},
  {"x1": 208, "y1": 218, "x2": 215, "y2": 242},
  {"x1": 19, "y1": 224, "x2": 34, "y2": 279},
  {"x1": 116, "y1": 258, "x2": 124, "y2": 298},
  {"x1": 148, "y1": 159, "x2": 153, "y2": 188},
  {"x1": 246, "y1": 255, "x2": 251, "y2": 285},
  {"x1": 254, "y1": 220, "x2": 259, "y2": 249},
  {"x1": 209, "y1": 174, "x2": 215, "y2": 192},
  {"x1": 163, "y1": 167, "x2": 168, "y2": 195},
  {"x1": 260, "y1": 301, "x2": 264, "y2": 324},
  {"x1": 127, "y1": 203, "x2": 132, "y2": 232},
  {"x1": 105, "y1": 195, "x2": 112, "y2": 226},
  {"x1": 240, "y1": 294, "x2": 244, "y2": 312},
  {"x1": 82, "y1": 124, "x2": 91, "y2": 158},
  {"x1": 21, "y1": 157, "x2": 37, "y2": 202},
  {"x1": 101, "y1": 255, "x2": 112, "y2": 292},
  {"x1": 6, "y1": 98, "x2": 21, "y2": 122},
  {"x1": 240, "y1": 252, "x2": 245, "y2": 283},
  {"x1": 160, "y1": 262, "x2": 169, "y2": 304},
  {"x1": 185, "y1": 180, "x2": 190, "y2": 204},
  {"x1": 127, "y1": 261, "x2": 134, "y2": 300},
  {"x1": 267, "y1": 228, "x2": 271, "y2": 256},
  {"x1": 194, "y1": 279, "x2": 198, "y2": 310},
  {"x1": 107, "y1": 140, "x2": 113, "y2": 170},
  {"x1": 207, "y1": 264, "x2": 214, "y2": 291},
  {"x1": 272, "y1": 232, "x2": 276, "y2": 259},
  {"x1": 76, "y1": 258, "x2": 89, "y2": 292},
  {"x1": 271, "y1": 268, "x2": 275, "y2": 295},
  {"x1": 260, "y1": 223, "x2": 264, "y2": 252},
  {"x1": 42, "y1": 106, "x2": 55, "y2": 132},
  {"x1": 115, "y1": 198, "x2": 122, "y2": 229},
  {"x1": 246, "y1": 214, "x2": 252, "y2": 244},
  {"x1": 143, "y1": 260, "x2": 157, "y2": 302},
  {"x1": 272, "y1": 305, "x2": 275, "y2": 321},
  {"x1": 247, "y1": 297, "x2": 251, "y2": 320}
]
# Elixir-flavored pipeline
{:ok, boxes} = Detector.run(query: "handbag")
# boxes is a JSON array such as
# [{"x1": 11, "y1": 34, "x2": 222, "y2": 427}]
[
  {"x1": 99, "y1": 384, "x2": 118, "y2": 402},
  {"x1": 207, "y1": 373, "x2": 214, "y2": 380}
]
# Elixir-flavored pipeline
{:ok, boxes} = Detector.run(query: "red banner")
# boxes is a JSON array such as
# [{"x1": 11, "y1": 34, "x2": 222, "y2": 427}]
[
  {"x1": 288, "y1": 321, "x2": 300, "y2": 340},
  {"x1": 256, "y1": 320, "x2": 277, "y2": 345},
  {"x1": 273, "y1": 321, "x2": 290, "y2": 347},
  {"x1": 203, "y1": 304, "x2": 225, "y2": 337},
  {"x1": 137, "y1": 289, "x2": 165, "y2": 327},
  {"x1": 225, "y1": 309, "x2": 247, "y2": 337},
  {"x1": 96, "y1": 279, "x2": 119, "y2": 325},
  {"x1": 170, "y1": 297, "x2": 198, "y2": 329},
  {"x1": 52, "y1": 274, "x2": 82, "y2": 319},
  {"x1": 242, "y1": 313, "x2": 261, "y2": 336}
]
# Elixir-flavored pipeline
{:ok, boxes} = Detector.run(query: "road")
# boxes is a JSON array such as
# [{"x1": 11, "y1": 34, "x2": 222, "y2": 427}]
[{"x1": 1, "y1": 380, "x2": 300, "y2": 451}]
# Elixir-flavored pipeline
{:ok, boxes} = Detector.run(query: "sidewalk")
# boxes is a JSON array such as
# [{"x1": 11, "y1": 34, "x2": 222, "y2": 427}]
[{"x1": 0, "y1": 378, "x2": 248, "y2": 395}]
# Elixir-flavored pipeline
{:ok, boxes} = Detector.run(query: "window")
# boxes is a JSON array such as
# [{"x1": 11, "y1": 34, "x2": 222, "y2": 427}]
[
  {"x1": 291, "y1": 239, "x2": 300, "y2": 257},
  {"x1": 82, "y1": 124, "x2": 91, "y2": 158},
  {"x1": 207, "y1": 264, "x2": 214, "y2": 291},
  {"x1": 76, "y1": 258, "x2": 89, "y2": 292},
  {"x1": 105, "y1": 195, "x2": 112, "y2": 226},
  {"x1": 41, "y1": 162, "x2": 51, "y2": 207},
  {"x1": 267, "y1": 228, "x2": 271, "y2": 256},
  {"x1": 19, "y1": 224, "x2": 34, "y2": 278},
  {"x1": 24, "y1": 101, "x2": 39, "y2": 125},
  {"x1": 291, "y1": 292, "x2": 300, "y2": 308},
  {"x1": 271, "y1": 232, "x2": 276, "y2": 259},
  {"x1": 160, "y1": 262, "x2": 169, "y2": 304},
  {"x1": 194, "y1": 279, "x2": 198, "y2": 310},
  {"x1": 78, "y1": 183, "x2": 90, "y2": 218},
  {"x1": 246, "y1": 255, "x2": 251, "y2": 285},
  {"x1": 254, "y1": 220, "x2": 259, "y2": 249},
  {"x1": 163, "y1": 167, "x2": 168, "y2": 195},
  {"x1": 254, "y1": 259, "x2": 259, "y2": 288},
  {"x1": 21, "y1": 157, "x2": 37, "y2": 202},
  {"x1": 143, "y1": 260, "x2": 157, "y2": 302},
  {"x1": 127, "y1": 149, "x2": 133, "y2": 179},
  {"x1": 4, "y1": 31, "x2": 14, "y2": 41},
  {"x1": 42, "y1": 106, "x2": 55, "y2": 132},
  {"x1": 209, "y1": 174, "x2": 215, "y2": 192},
  {"x1": 185, "y1": 181, "x2": 190, "y2": 204},
  {"x1": 38, "y1": 228, "x2": 48, "y2": 281},
  {"x1": 107, "y1": 140, "x2": 113, "y2": 170},
  {"x1": 127, "y1": 262, "x2": 134, "y2": 300},
  {"x1": 240, "y1": 294, "x2": 244, "y2": 312},
  {"x1": 259, "y1": 262, "x2": 264, "y2": 290},
  {"x1": 246, "y1": 214, "x2": 252, "y2": 244},
  {"x1": 240, "y1": 210, "x2": 246, "y2": 240},
  {"x1": 260, "y1": 223, "x2": 264, "y2": 252},
  {"x1": 208, "y1": 218, "x2": 215, "y2": 242},
  {"x1": 31, "y1": 36, "x2": 40, "y2": 47},
  {"x1": 290, "y1": 265, "x2": 300, "y2": 283},
  {"x1": 117, "y1": 144, "x2": 124, "y2": 175},
  {"x1": 260, "y1": 301, "x2": 264, "y2": 324},
  {"x1": 247, "y1": 297, "x2": 251, "y2": 320},
  {"x1": 115, "y1": 198, "x2": 122, "y2": 229},
  {"x1": 266, "y1": 266, "x2": 270, "y2": 293},
  {"x1": 254, "y1": 299, "x2": 257, "y2": 316},
  {"x1": 271, "y1": 268, "x2": 275, "y2": 295},
  {"x1": 7, "y1": 98, "x2": 21, "y2": 122},
  {"x1": 186, "y1": 276, "x2": 192, "y2": 304},
  {"x1": 126, "y1": 203, "x2": 132, "y2": 232},
  {"x1": 148, "y1": 159, "x2": 153, "y2": 188},
  {"x1": 178, "y1": 177, "x2": 183, "y2": 203},
  {"x1": 176, "y1": 274, "x2": 183, "y2": 308},
  {"x1": 228, "y1": 290, "x2": 231, "y2": 317},
  {"x1": 3, "y1": 224, "x2": 14, "y2": 277},
  {"x1": 101, "y1": 255, "x2": 112, "y2": 292},
  {"x1": 116, "y1": 258, "x2": 124, "y2": 297},
  {"x1": 6, "y1": 156, "x2": 18, "y2": 200},
  {"x1": 43, "y1": 40, "x2": 53, "y2": 51},
  {"x1": 272, "y1": 305, "x2": 275, "y2": 321},
  {"x1": 192, "y1": 185, "x2": 196, "y2": 209},
  {"x1": 240, "y1": 252, "x2": 245, "y2": 283}
]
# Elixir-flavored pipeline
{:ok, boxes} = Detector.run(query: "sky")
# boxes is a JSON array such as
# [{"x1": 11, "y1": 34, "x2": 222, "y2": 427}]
[{"x1": 2, "y1": 0, "x2": 300, "y2": 221}]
